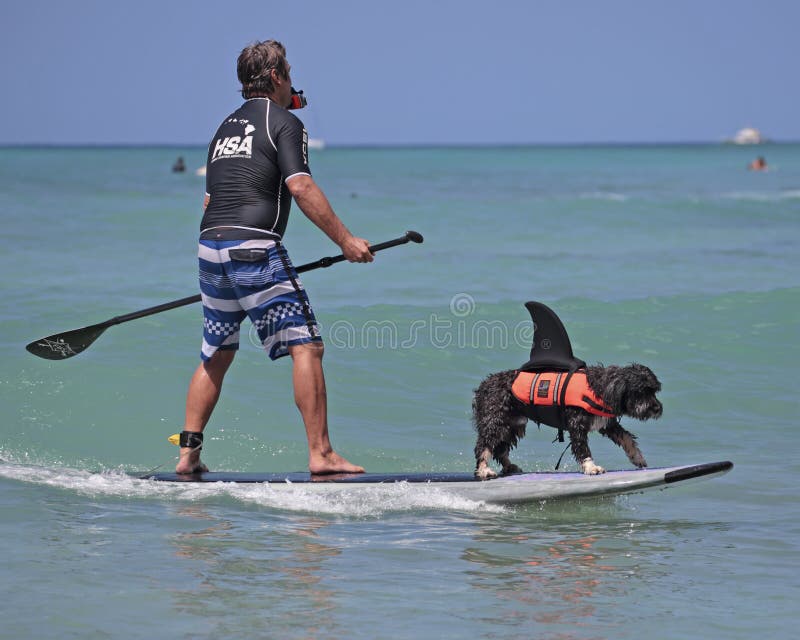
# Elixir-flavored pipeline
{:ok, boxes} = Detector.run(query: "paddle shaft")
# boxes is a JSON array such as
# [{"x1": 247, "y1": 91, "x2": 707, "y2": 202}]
[
  {"x1": 26, "y1": 230, "x2": 423, "y2": 360},
  {"x1": 105, "y1": 232, "x2": 420, "y2": 327},
  {"x1": 108, "y1": 294, "x2": 201, "y2": 327}
]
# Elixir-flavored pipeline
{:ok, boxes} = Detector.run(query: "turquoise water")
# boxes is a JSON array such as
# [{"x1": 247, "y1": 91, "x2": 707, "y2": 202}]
[{"x1": 1, "y1": 144, "x2": 798, "y2": 639}]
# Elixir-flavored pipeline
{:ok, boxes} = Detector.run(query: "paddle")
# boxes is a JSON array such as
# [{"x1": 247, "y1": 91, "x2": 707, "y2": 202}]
[{"x1": 26, "y1": 230, "x2": 424, "y2": 361}]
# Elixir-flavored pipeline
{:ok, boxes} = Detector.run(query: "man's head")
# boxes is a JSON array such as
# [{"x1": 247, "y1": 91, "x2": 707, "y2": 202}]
[{"x1": 238, "y1": 40, "x2": 291, "y2": 104}]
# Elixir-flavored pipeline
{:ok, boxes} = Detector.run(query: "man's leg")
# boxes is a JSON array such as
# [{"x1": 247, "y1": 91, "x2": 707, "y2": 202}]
[
  {"x1": 176, "y1": 349, "x2": 236, "y2": 473},
  {"x1": 288, "y1": 342, "x2": 364, "y2": 475}
]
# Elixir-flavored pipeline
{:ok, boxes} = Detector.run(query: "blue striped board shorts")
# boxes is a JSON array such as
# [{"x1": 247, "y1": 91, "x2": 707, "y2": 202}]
[{"x1": 198, "y1": 238, "x2": 322, "y2": 361}]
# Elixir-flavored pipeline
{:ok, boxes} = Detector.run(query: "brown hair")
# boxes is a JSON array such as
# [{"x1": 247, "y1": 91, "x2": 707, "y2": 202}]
[{"x1": 237, "y1": 40, "x2": 289, "y2": 99}]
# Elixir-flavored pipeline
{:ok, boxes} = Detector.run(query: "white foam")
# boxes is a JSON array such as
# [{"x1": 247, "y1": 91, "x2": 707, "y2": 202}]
[
  {"x1": 224, "y1": 481, "x2": 508, "y2": 516},
  {"x1": 0, "y1": 461, "x2": 507, "y2": 516}
]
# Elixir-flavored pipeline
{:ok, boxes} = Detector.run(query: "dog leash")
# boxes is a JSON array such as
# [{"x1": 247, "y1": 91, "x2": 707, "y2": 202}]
[{"x1": 553, "y1": 439, "x2": 571, "y2": 470}]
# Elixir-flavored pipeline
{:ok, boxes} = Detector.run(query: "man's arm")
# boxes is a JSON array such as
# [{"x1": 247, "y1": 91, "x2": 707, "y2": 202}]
[{"x1": 286, "y1": 174, "x2": 373, "y2": 263}]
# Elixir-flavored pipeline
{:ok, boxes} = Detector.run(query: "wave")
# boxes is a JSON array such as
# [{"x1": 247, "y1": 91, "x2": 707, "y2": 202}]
[
  {"x1": 577, "y1": 191, "x2": 629, "y2": 202},
  {"x1": 720, "y1": 189, "x2": 800, "y2": 202}
]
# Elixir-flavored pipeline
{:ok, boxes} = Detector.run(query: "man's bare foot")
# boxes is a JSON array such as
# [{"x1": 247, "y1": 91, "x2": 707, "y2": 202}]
[
  {"x1": 175, "y1": 461, "x2": 208, "y2": 474},
  {"x1": 309, "y1": 450, "x2": 364, "y2": 475},
  {"x1": 175, "y1": 449, "x2": 209, "y2": 475}
]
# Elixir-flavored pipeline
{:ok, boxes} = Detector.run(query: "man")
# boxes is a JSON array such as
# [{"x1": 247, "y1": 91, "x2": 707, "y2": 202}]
[{"x1": 176, "y1": 40, "x2": 372, "y2": 475}]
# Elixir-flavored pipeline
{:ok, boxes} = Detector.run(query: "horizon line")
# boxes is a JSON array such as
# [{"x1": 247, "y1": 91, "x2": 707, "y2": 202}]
[{"x1": 0, "y1": 139, "x2": 795, "y2": 150}]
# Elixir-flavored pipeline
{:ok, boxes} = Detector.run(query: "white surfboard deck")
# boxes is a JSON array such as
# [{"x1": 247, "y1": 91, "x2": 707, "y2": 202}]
[{"x1": 144, "y1": 461, "x2": 732, "y2": 504}]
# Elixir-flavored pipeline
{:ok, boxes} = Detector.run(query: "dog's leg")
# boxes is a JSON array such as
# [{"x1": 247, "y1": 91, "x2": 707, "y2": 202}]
[
  {"x1": 496, "y1": 413, "x2": 526, "y2": 476},
  {"x1": 569, "y1": 427, "x2": 605, "y2": 475},
  {"x1": 473, "y1": 387, "x2": 500, "y2": 480},
  {"x1": 475, "y1": 448, "x2": 498, "y2": 480},
  {"x1": 497, "y1": 447, "x2": 522, "y2": 476},
  {"x1": 473, "y1": 371, "x2": 520, "y2": 480},
  {"x1": 600, "y1": 421, "x2": 647, "y2": 468}
]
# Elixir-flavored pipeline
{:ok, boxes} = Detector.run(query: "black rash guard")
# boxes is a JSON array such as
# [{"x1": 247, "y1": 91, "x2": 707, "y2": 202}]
[{"x1": 200, "y1": 98, "x2": 310, "y2": 240}]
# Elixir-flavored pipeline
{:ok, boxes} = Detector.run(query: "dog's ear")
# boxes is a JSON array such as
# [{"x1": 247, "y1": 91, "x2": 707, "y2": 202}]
[
  {"x1": 619, "y1": 364, "x2": 664, "y2": 420},
  {"x1": 628, "y1": 363, "x2": 662, "y2": 393},
  {"x1": 603, "y1": 367, "x2": 630, "y2": 408}
]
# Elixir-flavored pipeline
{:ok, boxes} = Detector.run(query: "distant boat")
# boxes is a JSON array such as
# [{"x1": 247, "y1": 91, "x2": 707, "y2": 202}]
[{"x1": 730, "y1": 127, "x2": 765, "y2": 145}]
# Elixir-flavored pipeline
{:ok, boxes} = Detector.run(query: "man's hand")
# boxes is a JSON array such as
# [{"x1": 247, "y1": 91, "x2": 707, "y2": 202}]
[{"x1": 340, "y1": 235, "x2": 374, "y2": 263}]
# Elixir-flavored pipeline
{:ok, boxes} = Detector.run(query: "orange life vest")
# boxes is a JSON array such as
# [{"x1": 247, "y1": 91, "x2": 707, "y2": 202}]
[{"x1": 511, "y1": 370, "x2": 616, "y2": 430}]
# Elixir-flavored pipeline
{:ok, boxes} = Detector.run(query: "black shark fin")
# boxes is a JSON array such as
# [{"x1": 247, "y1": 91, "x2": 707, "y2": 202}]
[{"x1": 519, "y1": 301, "x2": 586, "y2": 372}]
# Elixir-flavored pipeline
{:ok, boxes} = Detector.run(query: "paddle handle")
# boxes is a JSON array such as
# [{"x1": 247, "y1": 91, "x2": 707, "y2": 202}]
[{"x1": 296, "y1": 230, "x2": 423, "y2": 273}]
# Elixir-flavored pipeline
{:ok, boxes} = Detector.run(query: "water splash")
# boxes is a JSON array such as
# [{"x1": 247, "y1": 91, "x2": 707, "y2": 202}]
[{"x1": 0, "y1": 460, "x2": 507, "y2": 517}]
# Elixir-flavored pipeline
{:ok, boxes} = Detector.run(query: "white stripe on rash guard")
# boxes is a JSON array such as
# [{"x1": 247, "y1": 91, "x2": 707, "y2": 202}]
[{"x1": 265, "y1": 100, "x2": 277, "y2": 152}]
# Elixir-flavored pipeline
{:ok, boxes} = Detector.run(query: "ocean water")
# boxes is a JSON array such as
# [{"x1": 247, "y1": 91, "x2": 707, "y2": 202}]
[{"x1": 1, "y1": 144, "x2": 798, "y2": 639}]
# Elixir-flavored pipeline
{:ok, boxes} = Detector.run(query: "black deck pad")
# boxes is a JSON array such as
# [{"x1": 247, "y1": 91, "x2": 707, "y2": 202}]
[{"x1": 143, "y1": 471, "x2": 481, "y2": 483}]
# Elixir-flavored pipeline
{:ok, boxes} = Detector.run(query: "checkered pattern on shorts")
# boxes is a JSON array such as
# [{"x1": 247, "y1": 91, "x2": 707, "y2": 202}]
[
  {"x1": 203, "y1": 318, "x2": 239, "y2": 338},
  {"x1": 251, "y1": 302, "x2": 305, "y2": 332}
]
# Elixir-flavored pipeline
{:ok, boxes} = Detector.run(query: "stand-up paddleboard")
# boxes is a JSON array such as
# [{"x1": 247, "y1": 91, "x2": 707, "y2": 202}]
[{"x1": 144, "y1": 461, "x2": 732, "y2": 504}]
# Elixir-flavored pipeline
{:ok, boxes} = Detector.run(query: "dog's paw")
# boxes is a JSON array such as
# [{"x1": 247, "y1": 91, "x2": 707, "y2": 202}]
[
  {"x1": 501, "y1": 463, "x2": 523, "y2": 476},
  {"x1": 630, "y1": 451, "x2": 647, "y2": 468},
  {"x1": 475, "y1": 465, "x2": 498, "y2": 481},
  {"x1": 581, "y1": 458, "x2": 606, "y2": 475}
]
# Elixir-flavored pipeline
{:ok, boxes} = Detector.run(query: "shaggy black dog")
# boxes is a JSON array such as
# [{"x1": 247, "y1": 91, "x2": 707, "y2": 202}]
[{"x1": 473, "y1": 363, "x2": 663, "y2": 479}]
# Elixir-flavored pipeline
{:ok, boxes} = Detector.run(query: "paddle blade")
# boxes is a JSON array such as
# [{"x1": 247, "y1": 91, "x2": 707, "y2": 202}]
[{"x1": 25, "y1": 324, "x2": 109, "y2": 360}]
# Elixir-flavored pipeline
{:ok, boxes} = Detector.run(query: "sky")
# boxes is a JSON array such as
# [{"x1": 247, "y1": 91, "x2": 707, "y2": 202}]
[{"x1": 1, "y1": 0, "x2": 797, "y2": 146}]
